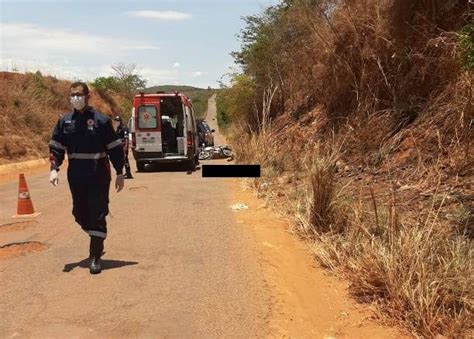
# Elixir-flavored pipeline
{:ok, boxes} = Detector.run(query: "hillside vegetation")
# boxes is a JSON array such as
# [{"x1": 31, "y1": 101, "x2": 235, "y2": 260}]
[
  {"x1": 0, "y1": 70, "x2": 216, "y2": 165},
  {"x1": 145, "y1": 85, "x2": 216, "y2": 119},
  {"x1": 218, "y1": 0, "x2": 473, "y2": 337},
  {"x1": 0, "y1": 71, "x2": 122, "y2": 164}
]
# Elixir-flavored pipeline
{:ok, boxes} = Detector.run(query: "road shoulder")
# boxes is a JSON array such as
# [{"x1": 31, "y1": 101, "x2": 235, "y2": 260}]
[
  {"x1": 0, "y1": 158, "x2": 50, "y2": 184},
  {"x1": 228, "y1": 179, "x2": 408, "y2": 338}
]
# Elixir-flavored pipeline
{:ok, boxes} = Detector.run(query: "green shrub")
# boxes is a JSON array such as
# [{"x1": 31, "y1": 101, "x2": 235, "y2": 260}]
[
  {"x1": 91, "y1": 76, "x2": 119, "y2": 93},
  {"x1": 459, "y1": 21, "x2": 474, "y2": 70},
  {"x1": 216, "y1": 91, "x2": 230, "y2": 128},
  {"x1": 216, "y1": 74, "x2": 256, "y2": 128}
]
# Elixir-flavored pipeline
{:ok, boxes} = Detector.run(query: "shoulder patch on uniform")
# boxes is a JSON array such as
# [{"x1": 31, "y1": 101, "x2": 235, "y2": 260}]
[{"x1": 93, "y1": 110, "x2": 108, "y2": 120}]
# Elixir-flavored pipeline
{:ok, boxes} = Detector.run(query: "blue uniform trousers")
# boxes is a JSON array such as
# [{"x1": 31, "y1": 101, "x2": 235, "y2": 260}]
[{"x1": 68, "y1": 181, "x2": 110, "y2": 240}]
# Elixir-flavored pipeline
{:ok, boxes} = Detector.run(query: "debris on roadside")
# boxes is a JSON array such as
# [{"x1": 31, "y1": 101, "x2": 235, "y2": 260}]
[{"x1": 231, "y1": 203, "x2": 249, "y2": 211}]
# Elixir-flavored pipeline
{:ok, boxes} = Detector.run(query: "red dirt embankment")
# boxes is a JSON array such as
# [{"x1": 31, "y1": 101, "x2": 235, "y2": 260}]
[{"x1": 0, "y1": 71, "x2": 121, "y2": 165}]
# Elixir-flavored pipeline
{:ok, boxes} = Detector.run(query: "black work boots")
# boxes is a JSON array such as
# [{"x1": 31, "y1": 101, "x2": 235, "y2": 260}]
[
  {"x1": 89, "y1": 257, "x2": 101, "y2": 274},
  {"x1": 89, "y1": 236, "x2": 104, "y2": 274},
  {"x1": 124, "y1": 162, "x2": 133, "y2": 179}
]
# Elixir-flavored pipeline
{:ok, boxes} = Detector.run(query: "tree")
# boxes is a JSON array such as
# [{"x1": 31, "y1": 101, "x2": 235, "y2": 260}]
[
  {"x1": 91, "y1": 76, "x2": 119, "y2": 93},
  {"x1": 91, "y1": 63, "x2": 146, "y2": 119},
  {"x1": 216, "y1": 73, "x2": 257, "y2": 129},
  {"x1": 110, "y1": 63, "x2": 147, "y2": 100}
]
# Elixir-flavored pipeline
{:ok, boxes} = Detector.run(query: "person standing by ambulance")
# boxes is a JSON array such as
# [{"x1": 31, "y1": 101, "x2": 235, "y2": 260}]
[
  {"x1": 48, "y1": 82, "x2": 125, "y2": 274},
  {"x1": 113, "y1": 115, "x2": 133, "y2": 179}
]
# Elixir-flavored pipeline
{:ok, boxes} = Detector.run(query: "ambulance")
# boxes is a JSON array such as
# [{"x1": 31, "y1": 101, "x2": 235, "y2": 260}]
[{"x1": 130, "y1": 91, "x2": 199, "y2": 171}]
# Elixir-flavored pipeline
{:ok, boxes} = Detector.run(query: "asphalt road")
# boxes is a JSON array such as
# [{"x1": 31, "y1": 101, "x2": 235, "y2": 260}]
[
  {"x1": 0, "y1": 96, "x2": 270, "y2": 337},
  {"x1": 0, "y1": 95, "x2": 405, "y2": 339}
]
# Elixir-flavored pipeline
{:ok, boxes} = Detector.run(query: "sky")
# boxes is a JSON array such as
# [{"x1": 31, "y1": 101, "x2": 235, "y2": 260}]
[{"x1": 0, "y1": 0, "x2": 279, "y2": 88}]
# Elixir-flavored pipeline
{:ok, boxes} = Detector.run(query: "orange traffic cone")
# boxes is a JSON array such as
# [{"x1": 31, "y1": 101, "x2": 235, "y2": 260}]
[{"x1": 12, "y1": 173, "x2": 40, "y2": 218}]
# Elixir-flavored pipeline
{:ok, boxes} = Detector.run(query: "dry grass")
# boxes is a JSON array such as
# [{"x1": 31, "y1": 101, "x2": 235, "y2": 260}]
[
  {"x1": 301, "y1": 182, "x2": 473, "y2": 337},
  {"x1": 229, "y1": 121, "x2": 473, "y2": 337},
  {"x1": 224, "y1": 0, "x2": 472, "y2": 336}
]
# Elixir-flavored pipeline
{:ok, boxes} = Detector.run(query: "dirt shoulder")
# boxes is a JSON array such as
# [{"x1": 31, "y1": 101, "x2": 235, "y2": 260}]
[
  {"x1": 228, "y1": 179, "x2": 407, "y2": 338},
  {"x1": 206, "y1": 95, "x2": 406, "y2": 337}
]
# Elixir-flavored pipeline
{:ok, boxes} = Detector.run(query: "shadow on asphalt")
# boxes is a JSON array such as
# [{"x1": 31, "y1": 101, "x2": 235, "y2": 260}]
[{"x1": 63, "y1": 257, "x2": 138, "y2": 272}]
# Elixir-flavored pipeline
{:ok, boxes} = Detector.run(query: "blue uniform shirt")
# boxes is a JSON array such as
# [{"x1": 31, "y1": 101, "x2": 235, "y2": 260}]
[{"x1": 49, "y1": 107, "x2": 124, "y2": 183}]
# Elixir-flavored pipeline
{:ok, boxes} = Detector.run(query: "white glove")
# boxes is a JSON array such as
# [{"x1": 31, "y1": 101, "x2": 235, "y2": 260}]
[
  {"x1": 115, "y1": 174, "x2": 125, "y2": 193},
  {"x1": 49, "y1": 169, "x2": 59, "y2": 186}
]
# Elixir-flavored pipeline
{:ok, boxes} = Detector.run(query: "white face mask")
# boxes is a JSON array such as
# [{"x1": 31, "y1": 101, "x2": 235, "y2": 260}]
[{"x1": 70, "y1": 95, "x2": 86, "y2": 111}]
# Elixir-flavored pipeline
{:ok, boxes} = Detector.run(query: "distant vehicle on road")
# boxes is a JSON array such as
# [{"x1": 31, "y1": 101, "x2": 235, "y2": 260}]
[
  {"x1": 197, "y1": 119, "x2": 215, "y2": 147},
  {"x1": 130, "y1": 92, "x2": 199, "y2": 171}
]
